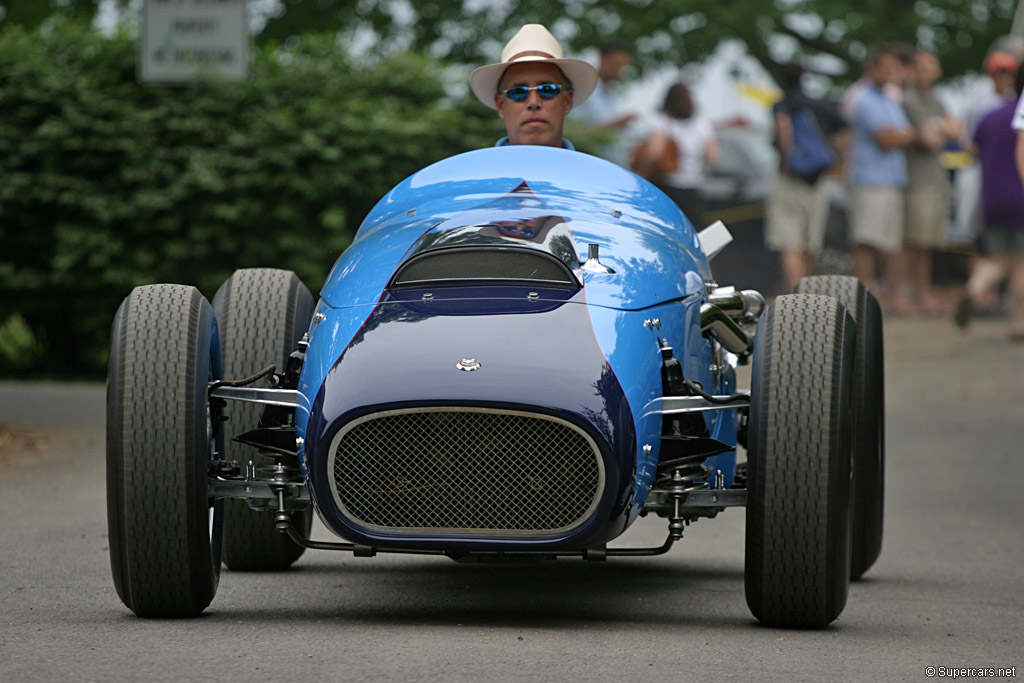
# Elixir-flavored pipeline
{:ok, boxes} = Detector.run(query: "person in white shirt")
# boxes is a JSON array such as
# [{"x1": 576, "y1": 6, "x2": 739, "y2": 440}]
[{"x1": 643, "y1": 82, "x2": 719, "y2": 228}]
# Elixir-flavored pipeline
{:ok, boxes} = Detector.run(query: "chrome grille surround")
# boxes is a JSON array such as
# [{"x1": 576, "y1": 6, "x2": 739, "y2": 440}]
[
  {"x1": 326, "y1": 407, "x2": 605, "y2": 536},
  {"x1": 390, "y1": 247, "x2": 578, "y2": 288}
]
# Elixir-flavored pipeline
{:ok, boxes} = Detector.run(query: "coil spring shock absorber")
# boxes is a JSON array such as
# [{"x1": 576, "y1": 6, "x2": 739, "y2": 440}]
[
  {"x1": 657, "y1": 339, "x2": 720, "y2": 539},
  {"x1": 655, "y1": 455, "x2": 715, "y2": 539}
]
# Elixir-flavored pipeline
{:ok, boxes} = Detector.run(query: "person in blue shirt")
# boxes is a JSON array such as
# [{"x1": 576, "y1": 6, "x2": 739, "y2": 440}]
[
  {"x1": 848, "y1": 44, "x2": 916, "y2": 306},
  {"x1": 572, "y1": 40, "x2": 636, "y2": 164},
  {"x1": 470, "y1": 24, "x2": 598, "y2": 150},
  {"x1": 574, "y1": 41, "x2": 634, "y2": 131}
]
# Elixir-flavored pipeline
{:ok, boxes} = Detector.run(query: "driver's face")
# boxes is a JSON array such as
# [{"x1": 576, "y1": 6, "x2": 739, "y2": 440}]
[{"x1": 494, "y1": 62, "x2": 574, "y2": 148}]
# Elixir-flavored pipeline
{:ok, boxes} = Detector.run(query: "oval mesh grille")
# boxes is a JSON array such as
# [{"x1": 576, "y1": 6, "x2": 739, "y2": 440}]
[
  {"x1": 392, "y1": 249, "x2": 575, "y2": 287},
  {"x1": 328, "y1": 409, "x2": 603, "y2": 535}
]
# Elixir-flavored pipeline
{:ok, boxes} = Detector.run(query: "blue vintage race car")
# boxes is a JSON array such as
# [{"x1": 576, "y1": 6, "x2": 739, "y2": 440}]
[{"x1": 106, "y1": 145, "x2": 884, "y2": 628}]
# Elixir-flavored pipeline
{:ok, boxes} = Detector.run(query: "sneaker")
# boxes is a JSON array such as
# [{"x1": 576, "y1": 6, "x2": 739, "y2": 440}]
[{"x1": 953, "y1": 293, "x2": 972, "y2": 328}]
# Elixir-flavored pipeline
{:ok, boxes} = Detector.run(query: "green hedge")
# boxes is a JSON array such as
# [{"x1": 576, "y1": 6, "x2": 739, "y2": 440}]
[{"x1": 0, "y1": 22, "x2": 526, "y2": 376}]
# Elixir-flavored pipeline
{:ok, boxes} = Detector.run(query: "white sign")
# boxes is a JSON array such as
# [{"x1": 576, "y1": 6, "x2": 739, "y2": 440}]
[{"x1": 139, "y1": 0, "x2": 249, "y2": 84}]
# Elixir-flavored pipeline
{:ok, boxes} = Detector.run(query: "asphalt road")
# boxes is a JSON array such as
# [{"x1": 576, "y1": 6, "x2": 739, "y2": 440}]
[{"x1": 1, "y1": 315, "x2": 1021, "y2": 682}]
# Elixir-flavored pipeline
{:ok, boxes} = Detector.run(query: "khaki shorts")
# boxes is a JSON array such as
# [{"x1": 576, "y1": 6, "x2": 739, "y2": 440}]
[
  {"x1": 850, "y1": 186, "x2": 905, "y2": 252},
  {"x1": 981, "y1": 227, "x2": 1024, "y2": 254},
  {"x1": 765, "y1": 174, "x2": 829, "y2": 254},
  {"x1": 904, "y1": 185, "x2": 950, "y2": 248}
]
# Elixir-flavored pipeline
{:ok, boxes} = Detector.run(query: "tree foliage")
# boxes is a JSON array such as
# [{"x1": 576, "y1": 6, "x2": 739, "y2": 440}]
[
  {"x1": 0, "y1": 0, "x2": 104, "y2": 32},
  {"x1": 256, "y1": 0, "x2": 1017, "y2": 82},
  {"x1": 2, "y1": 0, "x2": 1015, "y2": 82},
  {"x1": 0, "y1": 21, "x2": 514, "y2": 376}
]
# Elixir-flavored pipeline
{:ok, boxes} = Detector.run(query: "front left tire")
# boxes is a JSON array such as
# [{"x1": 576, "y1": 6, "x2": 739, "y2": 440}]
[
  {"x1": 213, "y1": 268, "x2": 314, "y2": 571},
  {"x1": 744, "y1": 293, "x2": 855, "y2": 628}
]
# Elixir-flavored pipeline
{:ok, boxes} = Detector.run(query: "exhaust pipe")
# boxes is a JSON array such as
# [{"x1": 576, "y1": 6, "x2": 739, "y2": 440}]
[
  {"x1": 707, "y1": 289, "x2": 765, "y2": 322},
  {"x1": 700, "y1": 289, "x2": 764, "y2": 356},
  {"x1": 700, "y1": 303, "x2": 752, "y2": 356}
]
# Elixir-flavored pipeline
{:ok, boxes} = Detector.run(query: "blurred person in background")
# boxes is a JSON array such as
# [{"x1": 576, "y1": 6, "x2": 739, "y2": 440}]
[
  {"x1": 765, "y1": 63, "x2": 846, "y2": 292},
  {"x1": 848, "y1": 44, "x2": 916, "y2": 302},
  {"x1": 638, "y1": 81, "x2": 719, "y2": 228},
  {"x1": 958, "y1": 67, "x2": 1024, "y2": 341},
  {"x1": 892, "y1": 49, "x2": 962, "y2": 315},
  {"x1": 969, "y1": 50, "x2": 1021, "y2": 135},
  {"x1": 955, "y1": 49, "x2": 1021, "y2": 244},
  {"x1": 841, "y1": 42, "x2": 914, "y2": 119},
  {"x1": 573, "y1": 40, "x2": 636, "y2": 164}
]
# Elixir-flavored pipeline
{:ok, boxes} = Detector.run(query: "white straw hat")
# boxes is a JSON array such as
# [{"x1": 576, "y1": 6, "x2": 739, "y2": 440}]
[{"x1": 470, "y1": 24, "x2": 598, "y2": 109}]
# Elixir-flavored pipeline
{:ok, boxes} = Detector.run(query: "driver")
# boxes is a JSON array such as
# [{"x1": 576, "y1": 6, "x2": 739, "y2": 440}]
[{"x1": 470, "y1": 24, "x2": 598, "y2": 149}]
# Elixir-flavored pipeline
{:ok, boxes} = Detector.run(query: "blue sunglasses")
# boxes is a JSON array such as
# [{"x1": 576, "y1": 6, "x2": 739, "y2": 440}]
[{"x1": 501, "y1": 83, "x2": 567, "y2": 101}]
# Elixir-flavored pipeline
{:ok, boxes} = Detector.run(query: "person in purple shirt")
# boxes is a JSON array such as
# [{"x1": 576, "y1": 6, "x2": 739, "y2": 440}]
[{"x1": 958, "y1": 68, "x2": 1024, "y2": 340}]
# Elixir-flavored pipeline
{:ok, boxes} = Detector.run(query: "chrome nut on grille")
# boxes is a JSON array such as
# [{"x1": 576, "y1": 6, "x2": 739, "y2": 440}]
[{"x1": 326, "y1": 408, "x2": 605, "y2": 536}]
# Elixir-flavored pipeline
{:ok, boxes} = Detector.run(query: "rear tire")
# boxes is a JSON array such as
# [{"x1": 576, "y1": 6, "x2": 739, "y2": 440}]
[
  {"x1": 213, "y1": 268, "x2": 314, "y2": 571},
  {"x1": 795, "y1": 275, "x2": 884, "y2": 579},
  {"x1": 745, "y1": 294, "x2": 855, "y2": 628},
  {"x1": 106, "y1": 285, "x2": 223, "y2": 617}
]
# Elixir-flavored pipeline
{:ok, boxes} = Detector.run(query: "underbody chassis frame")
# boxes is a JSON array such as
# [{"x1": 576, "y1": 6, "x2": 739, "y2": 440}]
[{"x1": 206, "y1": 384, "x2": 750, "y2": 560}]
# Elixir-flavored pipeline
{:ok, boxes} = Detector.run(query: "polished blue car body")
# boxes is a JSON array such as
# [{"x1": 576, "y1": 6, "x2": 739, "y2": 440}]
[{"x1": 295, "y1": 145, "x2": 739, "y2": 552}]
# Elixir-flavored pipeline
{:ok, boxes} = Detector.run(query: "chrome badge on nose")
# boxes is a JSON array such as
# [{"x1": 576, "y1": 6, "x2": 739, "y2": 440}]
[{"x1": 456, "y1": 358, "x2": 481, "y2": 372}]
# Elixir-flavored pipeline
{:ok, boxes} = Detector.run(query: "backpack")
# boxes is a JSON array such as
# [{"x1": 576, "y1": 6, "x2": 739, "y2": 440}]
[
  {"x1": 630, "y1": 134, "x2": 679, "y2": 180},
  {"x1": 787, "y1": 107, "x2": 836, "y2": 180}
]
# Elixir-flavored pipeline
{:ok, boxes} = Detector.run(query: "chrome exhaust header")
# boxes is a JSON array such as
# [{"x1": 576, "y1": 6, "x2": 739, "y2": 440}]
[
  {"x1": 700, "y1": 288, "x2": 765, "y2": 356},
  {"x1": 700, "y1": 304, "x2": 752, "y2": 355},
  {"x1": 707, "y1": 288, "x2": 765, "y2": 322}
]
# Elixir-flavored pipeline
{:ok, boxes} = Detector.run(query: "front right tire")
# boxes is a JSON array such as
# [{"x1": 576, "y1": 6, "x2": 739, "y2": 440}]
[{"x1": 106, "y1": 285, "x2": 223, "y2": 617}]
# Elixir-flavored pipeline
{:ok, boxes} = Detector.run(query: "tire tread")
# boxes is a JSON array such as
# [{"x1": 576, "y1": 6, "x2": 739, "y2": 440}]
[
  {"x1": 107, "y1": 284, "x2": 218, "y2": 617},
  {"x1": 215, "y1": 268, "x2": 313, "y2": 571},
  {"x1": 795, "y1": 275, "x2": 884, "y2": 579},
  {"x1": 746, "y1": 293, "x2": 854, "y2": 627}
]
